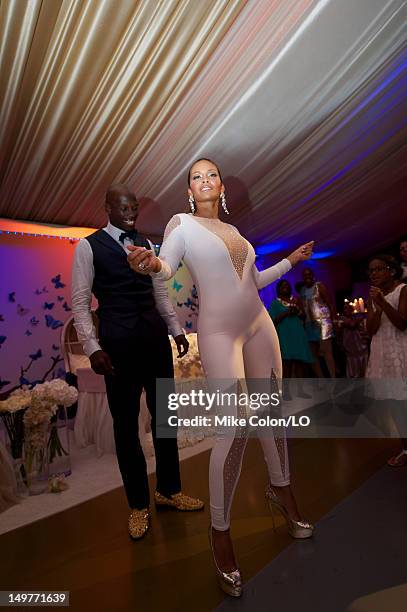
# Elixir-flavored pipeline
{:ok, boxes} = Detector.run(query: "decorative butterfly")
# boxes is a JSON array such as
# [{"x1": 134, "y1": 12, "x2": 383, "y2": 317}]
[
  {"x1": 57, "y1": 296, "x2": 64, "y2": 302},
  {"x1": 185, "y1": 321, "x2": 193, "y2": 329},
  {"x1": 177, "y1": 262, "x2": 183, "y2": 269},
  {"x1": 8, "y1": 292, "x2": 16, "y2": 302},
  {"x1": 0, "y1": 377, "x2": 11, "y2": 390},
  {"x1": 17, "y1": 303, "x2": 30, "y2": 316},
  {"x1": 176, "y1": 301, "x2": 184, "y2": 308},
  {"x1": 30, "y1": 316, "x2": 39, "y2": 326},
  {"x1": 172, "y1": 279, "x2": 183, "y2": 292},
  {"x1": 34, "y1": 286, "x2": 48, "y2": 295},
  {"x1": 29, "y1": 349, "x2": 42, "y2": 361},
  {"x1": 0, "y1": 335, "x2": 6, "y2": 347},
  {"x1": 62, "y1": 301, "x2": 71, "y2": 311},
  {"x1": 51, "y1": 274, "x2": 66, "y2": 289},
  {"x1": 0, "y1": 314, "x2": 4, "y2": 322},
  {"x1": 191, "y1": 285, "x2": 198, "y2": 299},
  {"x1": 19, "y1": 376, "x2": 30, "y2": 386},
  {"x1": 43, "y1": 302, "x2": 55, "y2": 310},
  {"x1": 45, "y1": 314, "x2": 63, "y2": 329},
  {"x1": 52, "y1": 344, "x2": 60, "y2": 351},
  {"x1": 25, "y1": 330, "x2": 33, "y2": 336}
]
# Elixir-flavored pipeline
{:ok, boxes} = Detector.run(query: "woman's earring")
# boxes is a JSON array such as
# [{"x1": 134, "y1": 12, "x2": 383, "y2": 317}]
[
  {"x1": 189, "y1": 194, "x2": 196, "y2": 214},
  {"x1": 220, "y1": 192, "x2": 229, "y2": 215}
]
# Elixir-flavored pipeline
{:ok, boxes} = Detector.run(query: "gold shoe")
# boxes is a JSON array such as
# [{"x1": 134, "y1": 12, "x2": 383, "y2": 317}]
[
  {"x1": 128, "y1": 508, "x2": 150, "y2": 540},
  {"x1": 208, "y1": 527, "x2": 242, "y2": 598},
  {"x1": 265, "y1": 484, "x2": 314, "y2": 539},
  {"x1": 154, "y1": 491, "x2": 204, "y2": 511}
]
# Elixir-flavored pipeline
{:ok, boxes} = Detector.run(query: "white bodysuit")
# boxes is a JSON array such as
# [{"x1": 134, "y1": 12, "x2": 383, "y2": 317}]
[{"x1": 154, "y1": 213, "x2": 292, "y2": 529}]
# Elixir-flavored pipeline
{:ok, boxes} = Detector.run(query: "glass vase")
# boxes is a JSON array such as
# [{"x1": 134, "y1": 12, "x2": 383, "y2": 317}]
[
  {"x1": 48, "y1": 406, "x2": 71, "y2": 477},
  {"x1": 25, "y1": 424, "x2": 49, "y2": 495},
  {"x1": 12, "y1": 457, "x2": 29, "y2": 498}
]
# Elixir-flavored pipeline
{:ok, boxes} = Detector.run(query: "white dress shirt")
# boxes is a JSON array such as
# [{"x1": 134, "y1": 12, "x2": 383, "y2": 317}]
[{"x1": 71, "y1": 222, "x2": 183, "y2": 357}]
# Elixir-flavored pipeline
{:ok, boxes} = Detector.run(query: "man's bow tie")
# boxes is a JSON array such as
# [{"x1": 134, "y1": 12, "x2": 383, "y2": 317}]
[{"x1": 119, "y1": 229, "x2": 138, "y2": 244}]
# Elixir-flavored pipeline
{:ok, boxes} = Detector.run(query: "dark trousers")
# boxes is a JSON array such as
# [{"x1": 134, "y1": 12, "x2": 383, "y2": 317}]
[{"x1": 101, "y1": 312, "x2": 181, "y2": 509}]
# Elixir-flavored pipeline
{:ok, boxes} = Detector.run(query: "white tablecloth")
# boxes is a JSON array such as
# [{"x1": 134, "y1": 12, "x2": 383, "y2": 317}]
[{"x1": 74, "y1": 368, "x2": 153, "y2": 457}]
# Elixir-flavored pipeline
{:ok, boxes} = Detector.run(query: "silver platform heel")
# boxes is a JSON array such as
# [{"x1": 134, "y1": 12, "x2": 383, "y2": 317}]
[
  {"x1": 265, "y1": 484, "x2": 314, "y2": 539},
  {"x1": 208, "y1": 527, "x2": 243, "y2": 597}
]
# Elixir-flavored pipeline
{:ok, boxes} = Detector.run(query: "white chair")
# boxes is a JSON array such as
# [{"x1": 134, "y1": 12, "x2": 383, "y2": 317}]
[{"x1": 60, "y1": 314, "x2": 152, "y2": 457}]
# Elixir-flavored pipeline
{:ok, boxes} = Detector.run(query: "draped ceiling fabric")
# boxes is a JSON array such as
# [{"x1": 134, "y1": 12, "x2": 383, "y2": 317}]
[{"x1": 0, "y1": 0, "x2": 406, "y2": 258}]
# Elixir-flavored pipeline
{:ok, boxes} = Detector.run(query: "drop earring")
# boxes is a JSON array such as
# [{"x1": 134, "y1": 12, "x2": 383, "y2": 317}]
[
  {"x1": 189, "y1": 194, "x2": 196, "y2": 214},
  {"x1": 220, "y1": 191, "x2": 229, "y2": 215}
]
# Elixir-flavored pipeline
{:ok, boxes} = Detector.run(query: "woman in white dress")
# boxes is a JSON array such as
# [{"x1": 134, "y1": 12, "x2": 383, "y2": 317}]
[
  {"x1": 366, "y1": 254, "x2": 407, "y2": 466},
  {"x1": 128, "y1": 158, "x2": 314, "y2": 597}
]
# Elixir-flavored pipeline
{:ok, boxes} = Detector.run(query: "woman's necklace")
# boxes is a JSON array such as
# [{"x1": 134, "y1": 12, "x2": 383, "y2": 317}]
[{"x1": 277, "y1": 297, "x2": 293, "y2": 307}]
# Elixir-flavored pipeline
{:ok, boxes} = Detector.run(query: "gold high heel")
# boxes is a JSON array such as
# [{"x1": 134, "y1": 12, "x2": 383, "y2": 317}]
[
  {"x1": 208, "y1": 527, "x2": 243, "y2": 598},
  {"x1": 265, "y1": 484, "x2": 314, "y2": 539}
]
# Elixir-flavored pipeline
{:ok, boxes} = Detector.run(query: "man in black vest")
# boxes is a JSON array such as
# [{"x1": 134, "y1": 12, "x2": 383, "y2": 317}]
[{"x1": 72, "y1": 184, "x2": 203, "y2": 540}]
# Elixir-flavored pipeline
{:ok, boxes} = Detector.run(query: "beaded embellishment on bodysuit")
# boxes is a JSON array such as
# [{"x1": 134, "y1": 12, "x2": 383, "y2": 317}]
[
  {"x1": 270, "y1": 368, "x2": 287, "y2": 479},
  {"x1": 222, "y1": 380, "x2": 249, "y2": 524},
  {"x1": 192, "y1": 217, "x2": 248, "y2": 280},
  {"x1": 163, "y1": 215, "x2": 181, "y2": 241}
]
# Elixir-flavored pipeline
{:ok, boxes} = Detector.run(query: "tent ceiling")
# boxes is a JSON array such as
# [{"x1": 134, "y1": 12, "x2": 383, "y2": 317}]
[{"x1": 0, "y1": 0, "x2": 406, "y2": 258}]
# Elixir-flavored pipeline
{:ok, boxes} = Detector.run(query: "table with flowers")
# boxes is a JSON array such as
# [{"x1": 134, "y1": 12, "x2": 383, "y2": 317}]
[{"x1": 0, "y1": 379, "x2": 78, "y2": 505}]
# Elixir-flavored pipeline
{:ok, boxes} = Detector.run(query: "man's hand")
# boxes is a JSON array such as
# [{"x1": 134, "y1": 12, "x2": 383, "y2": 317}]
[
  {"x1": 127, "y1": 245, "x2": 161, "y2": 274},
  {"x1": 287, "y1": 241, "x2": 314, "y2": 266},
  {"x1": 90, "y1": 350, "x2": 115, "y2": 375},
  {"x1": 174, "y1": 334, "x2": 189, "y2": 358}
]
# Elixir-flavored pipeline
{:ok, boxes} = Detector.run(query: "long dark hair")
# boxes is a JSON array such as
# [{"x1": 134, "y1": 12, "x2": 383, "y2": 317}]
[{"x1": 276, "y1": 279, "x2": 292, "y2": 297}]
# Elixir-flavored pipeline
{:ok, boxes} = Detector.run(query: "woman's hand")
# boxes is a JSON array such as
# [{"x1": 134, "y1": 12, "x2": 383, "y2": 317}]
[
  {"x1": 287, "y1": 241, "x2": 314, "y2": 266},
  {"x1": 127, "y1": 245, "x2": 162, "y2": 274},
  {"x1": 369, "y1": 286, "x2": 385, "y2": 309}
]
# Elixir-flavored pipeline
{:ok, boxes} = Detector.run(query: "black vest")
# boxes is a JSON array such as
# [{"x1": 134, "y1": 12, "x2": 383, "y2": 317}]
[{"x1": 86, "y1": 229, "x2": 157, "y2": 338}]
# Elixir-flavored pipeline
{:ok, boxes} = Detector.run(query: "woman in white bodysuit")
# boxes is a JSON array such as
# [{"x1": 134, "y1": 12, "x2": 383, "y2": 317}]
[{"x1": 128, "y1": 159, "x2": 314, "y2": 597}]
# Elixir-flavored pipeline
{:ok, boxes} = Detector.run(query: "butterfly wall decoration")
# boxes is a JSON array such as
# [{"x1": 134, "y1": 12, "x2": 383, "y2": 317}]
[
  {"x1": 17, "y1": 304, "x2": 30, "y2": 316},
  {"x1": 172, "y1": 279, "x2": 183, "y2": 292},
  {"x1": 45, "y1": 315, "x2": 63, "y2": 330},
  {"x1": 51, "y1": 274, "x2": 66, "y2": 289}
]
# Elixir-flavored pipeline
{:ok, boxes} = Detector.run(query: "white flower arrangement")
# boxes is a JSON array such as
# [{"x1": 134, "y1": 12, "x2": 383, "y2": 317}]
[
  {"x1": 0, "y1": 389, "x2": 31, "y2": 413},
  {"x1": 1, "y1": 379, "x2": 78, "y2": 458}
]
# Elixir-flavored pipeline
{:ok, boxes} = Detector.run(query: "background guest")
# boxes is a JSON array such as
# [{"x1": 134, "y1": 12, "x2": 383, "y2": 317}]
[
  {"x1": 300, "y1": 268, "x2": 337, "y2": 378},
  {"x1": 268, "y1": 280, "x2": 314, "y2": 398},
  {"x1": 366, "y1": 254, "x2": 407, "y2": 466},
  {"x1": 337, "y1": 303, "x2": 369, "y2": 378},
  {"x1": 398, "y1": 236, "x2": 407, "y2": 282}
]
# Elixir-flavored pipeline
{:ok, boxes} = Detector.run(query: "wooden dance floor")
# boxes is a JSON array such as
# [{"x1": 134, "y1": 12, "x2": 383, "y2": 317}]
[{"x1": 0, "y1": 438, "x2": 399, "y2": 612}]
